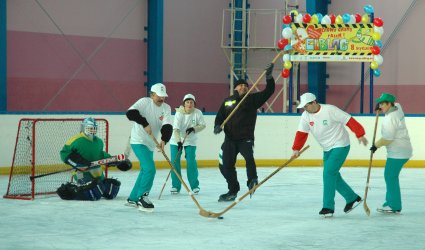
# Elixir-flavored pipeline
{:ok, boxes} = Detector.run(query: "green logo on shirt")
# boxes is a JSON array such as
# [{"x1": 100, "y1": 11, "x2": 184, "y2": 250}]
[{"x1": 323, "y1": 120, "x2": 328, "y2": 125}]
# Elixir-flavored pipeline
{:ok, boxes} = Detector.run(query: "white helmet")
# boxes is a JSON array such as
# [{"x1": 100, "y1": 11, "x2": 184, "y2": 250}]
[
  {"x1": 183, "y1": 93, "x2": 196, "y2": 103},
  {"x1": 81, "y1": 117, "x2": 97, "y2": 140}
]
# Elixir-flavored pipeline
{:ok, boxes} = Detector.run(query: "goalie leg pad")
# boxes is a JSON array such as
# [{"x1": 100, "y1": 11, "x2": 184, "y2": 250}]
[
  {"x1": 57, "y1": 182, "x2": 79, "y2": 200},
  {"x1": 75, "y1": 180, "x2": 104, "y2": 201},
  {"x1": 101, "y1": 178, "x2": 121, "y2": 199}
]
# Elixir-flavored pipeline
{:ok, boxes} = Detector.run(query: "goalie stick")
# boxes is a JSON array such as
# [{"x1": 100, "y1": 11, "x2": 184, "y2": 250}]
[
  {"x1": 199, "y1": 145, "x2": 310, "y2": 218},
  {"x1": 30, "y1": 154, "x2": 126, "y2": 180},
  {"x1": 363, "y1": 110, "x2": 380, "y2": 216}
]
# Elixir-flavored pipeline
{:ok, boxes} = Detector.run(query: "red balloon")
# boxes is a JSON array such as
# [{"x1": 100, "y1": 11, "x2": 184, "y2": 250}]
[
  {"x1": 303, "y1": 14, "x2": 311, "y2": 23},
  {"x1": 373, "y1": 17, "x2": 384, "y2": 27},
  {"x1": 329, "y1": 14, "x2": 336, "y2": 24},
  {"x1": 371, "y1": 46, "x2": 381, "y2": 55},
  {"x1": 282, "y1": 15, "x2": 292, "y2": 24},
  {"x1": 281, "y1": 69, "x2": 290, "y2": 78},
  {"x1": 277, "y1": 39, "x2": 289, "y2": 50},
  {"x1": 354, "y1": 14, "x2": 362, "y2": 23}
]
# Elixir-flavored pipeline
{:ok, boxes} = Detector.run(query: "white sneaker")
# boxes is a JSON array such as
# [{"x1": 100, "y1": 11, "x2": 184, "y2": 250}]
[
  {"x1": 192, "y1": 187, "x2": 200, "y2": 194},
  {"x1": 170, "y1": 187, "x2": 179, "y2": 194}
]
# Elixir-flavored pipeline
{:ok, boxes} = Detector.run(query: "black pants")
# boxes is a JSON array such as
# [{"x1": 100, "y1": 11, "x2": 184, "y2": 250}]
[{"x1": 219, "y1": 139, "x2": 257, "y2": 193}]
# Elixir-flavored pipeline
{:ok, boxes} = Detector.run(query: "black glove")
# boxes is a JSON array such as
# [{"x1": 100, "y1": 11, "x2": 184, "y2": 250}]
[
  {"x1": 375, "y1": 103, "x2": 381, "y2": 111},
  {"x1": 265, "y1": 63, "x2": 274, "y2": 79},
  {"x1": 66, "y1": 151, "x2": 91, "y2": 169},
  {"x1": 186, "y1": 127, "x2": 195, "y2": 135},
  {"x1": 370, "y1": 144, "x2": 378, "y2": 154},
  {"x1": 214, "y1": 125, "x2": 222, "y2": 134},
  {"x1": 177, "y1": 142, "x2": 183, "y2": 151},
  {"x1": 116, "y1": 159, "x2": 132, "y2": 171}
]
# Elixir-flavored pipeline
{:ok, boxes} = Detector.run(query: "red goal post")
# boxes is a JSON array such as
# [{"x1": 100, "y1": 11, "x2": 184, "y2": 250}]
[{"x1": 3, "y1": 118, "x2": 109, "y2": 200}]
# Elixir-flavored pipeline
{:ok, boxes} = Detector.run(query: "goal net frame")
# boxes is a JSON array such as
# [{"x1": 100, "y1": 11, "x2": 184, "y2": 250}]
[{"x1": 3, "y1": 118, "x2": 109, "y2": 200}]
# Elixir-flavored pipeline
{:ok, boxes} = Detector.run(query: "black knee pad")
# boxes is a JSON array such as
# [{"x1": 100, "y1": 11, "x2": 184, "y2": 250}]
[
  {"x1": 75, "y1": 180, "x2": 103, "y2": 201},
  {"x1": 57, "y1": 182, "x2": 79, "y2": 200}
]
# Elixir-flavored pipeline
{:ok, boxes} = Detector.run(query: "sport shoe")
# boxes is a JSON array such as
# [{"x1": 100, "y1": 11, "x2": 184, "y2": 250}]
[
  {"x1": 170, "y1": 187, "x2": 179, "y2": 194},
  {"x1": 248, "y1": 178, "x2": 258, "y2": 198},
  {"x1": 377, "y1": 206, "x2": 401, "y2": 214},
  {"x1": 319, "y1": 208, "x2": 334, "y2": 217},
  {"x1": 218, "y1": 192, "x2": 237, "y2": 202},
  {"x1": 138, "y1": 192, "x2": 154, "y2": 212},
  {"x1": 125, "y1": 198, "x2": 139, "y2": 208},
  {"x1": 192, "y1": 187, "x2": 200, "y2": 194},
  {"x1": 344, "y1": 195, "x2": 363, "y2": 213}
]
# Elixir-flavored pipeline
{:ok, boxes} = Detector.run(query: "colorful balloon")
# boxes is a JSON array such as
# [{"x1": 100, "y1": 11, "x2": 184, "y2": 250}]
[
  {"x1": 371, "y1": 46, "x2": 381, "y2": 55},
  {"x1": 342, "y1": 13, "x2": 351, "y2": 23},
  {"x1": 374, "y1": 40, "x2": 383, "y2": 48},
  {"x1": 282, "y1": 54, "x2": 290, "y2": 62},
  {"x1": 303, "y1": 14, "x2": 311, "y2": 23},
  {"x1": 281, "y1": 69, "x2": 290, "y2": 78},
  {"x1": 321, "y1": 15, "x2": 331, "y2": 25},
  {"x1": 370, "y1": 61, "x2": 379, "y2": 70},
  {"x1": 282, "y1": 27, "x2": 292, "y2": 39},
  {"x1": 354, "y1": 13, "x2": 362, "y2": 23},
  {"x1": 316, "y1": 13, "x2": 323, "y2": 23},
  {"x1": 374, "y1": 55, "x2": 384, "y2": 65},
  {"x1": 373, "y1": 69, "x2": 381, "y2": 77},
  {"x1": 284, "y1": 60, "x2": 292, "y2": 69},
  {"x1": 364, "y1": 5, "x2": 374, "y2": 14},
  {"x1": 374, "y1": 26, "x2": 384, "y2": 35},
  {"x1": 329, "y1": 14, "x2": 336, "y2": 24},
  {"x1": 277, "y1": 39, "x2": 289, "y2": 50},
  {"x1": 335, "y1": 15, "x2": 343, "y2": 24},
  {"x1": 310, "y1": 15, "x2": 319, "y2": 24},
  {"x1": 294, "y1": 14, "x2": 303, "y2": 23},
  {"x1": 283, "y1": 15, "x2": 292, "y2": 24},
  {"x1": 361, "y1": 14, "x2": 369, "y2": 24},
  {"x1": 373, "y1": 17, "x2": 384, "y2": 27},
  {"x1": 290, "y1": 10, "x2": 299, "y2": 17},
  {"x1": 372, "y1": 32, "x2": 381, "y2": 41}
]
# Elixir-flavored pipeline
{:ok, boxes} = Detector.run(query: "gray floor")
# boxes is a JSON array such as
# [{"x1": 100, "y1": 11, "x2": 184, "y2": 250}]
[{"x1": 1, "y1": 167, "x2": 424, "y2": 250}]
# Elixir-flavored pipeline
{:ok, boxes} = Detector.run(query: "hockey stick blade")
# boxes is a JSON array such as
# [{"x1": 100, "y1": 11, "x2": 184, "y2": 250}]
[
  {"x1": 198, "y1": 145, "x2": 310, "y2": 219},
  {"x1": 30, "y1": 154, "x2": 126, "y2": 180}
]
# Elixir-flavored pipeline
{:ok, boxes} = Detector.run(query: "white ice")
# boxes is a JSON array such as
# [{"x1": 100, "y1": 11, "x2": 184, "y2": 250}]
[{"x1": 1, "y1": 167, "x2": 425, "y2": 250}]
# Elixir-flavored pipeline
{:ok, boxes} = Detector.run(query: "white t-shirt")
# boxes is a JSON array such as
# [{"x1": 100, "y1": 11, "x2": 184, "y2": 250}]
[
  {"x1": 298, "y1": 104, "x2": 351, "y2": 151},
  {"x1": 170, "y1": 107, "x2": 206, "y2": 146},
  {"x1": 128, "y1": 97, "x2": 172, "y2": 151},
  {"x1": 381, "y1": 103, "x2": 412, "y2": 159}
]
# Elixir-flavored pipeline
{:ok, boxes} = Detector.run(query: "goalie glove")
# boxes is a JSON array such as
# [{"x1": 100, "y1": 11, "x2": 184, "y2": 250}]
[
  {"x1": 108, "y1": 159, "x2": 132, "y2": 171},
  {"x1": 66, "y1": 151, "x2": 91, "y2": 170}
]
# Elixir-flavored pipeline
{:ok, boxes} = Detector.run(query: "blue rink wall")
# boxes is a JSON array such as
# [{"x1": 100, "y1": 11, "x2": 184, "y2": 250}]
[{"x1": 0, "y1": 113, "x2": 424, "y2": 174}]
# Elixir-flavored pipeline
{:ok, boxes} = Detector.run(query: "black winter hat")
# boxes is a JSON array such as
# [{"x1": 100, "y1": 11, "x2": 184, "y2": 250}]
[{"x1": 234, "y1": 79, "x2": 249, "y2": 88}]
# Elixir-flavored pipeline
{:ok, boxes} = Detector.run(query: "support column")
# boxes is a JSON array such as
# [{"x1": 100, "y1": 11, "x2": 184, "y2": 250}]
[
  {"x1": 306, "y1": 0, "x2": 328, "y2": 103},
  {"x1": 0, "y1": 0, "x2": 6, "y2": 111},
  {"x1": 146, "y1": 0, "x2": 163, "y2": 95}
]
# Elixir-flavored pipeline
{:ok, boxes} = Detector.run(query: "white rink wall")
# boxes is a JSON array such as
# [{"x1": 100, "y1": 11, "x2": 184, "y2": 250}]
[{"x1": 0, "y1": 114, "x2": 424, "y2": 170}]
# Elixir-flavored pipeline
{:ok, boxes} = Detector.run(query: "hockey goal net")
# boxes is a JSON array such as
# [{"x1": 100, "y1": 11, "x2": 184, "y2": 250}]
[{"x1": 3, "y1": 118, "x2": 109, "y2": 200}]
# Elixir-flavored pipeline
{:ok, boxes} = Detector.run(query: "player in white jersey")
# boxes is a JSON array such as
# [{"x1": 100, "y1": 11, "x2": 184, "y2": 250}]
[
  {"x1": 125, "y1": 83, "x2": 173, "y2": 212},
  {"x1": 370, "y1": 93, "x2": 412, "y2": 214},
  {"x1": 169, "y1": 94, "x2": 206, "y2": 194},
  {"x1": 292, "y1": 93, "x2": 369, "y2": 217}
]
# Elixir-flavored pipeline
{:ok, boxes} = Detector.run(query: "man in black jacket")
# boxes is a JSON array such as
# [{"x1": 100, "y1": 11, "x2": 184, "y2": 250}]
[{"x1": 214, "y1": 63, "x2": 275, "y2": 201}]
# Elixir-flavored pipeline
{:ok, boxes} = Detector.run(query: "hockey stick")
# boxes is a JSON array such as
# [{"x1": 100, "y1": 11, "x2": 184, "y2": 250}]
[
  {"x1": 150, "y1": 135, "x2": 214, "y2": 217},
  {"x1": 220, "y1": 51, "x2": 283, "y2": 129},
  {"x1": 363, "y1": 110, "x2": 380, "y2": 216},
  {"x1": 30, "y1": 154, "x2": 126, "y2": 180},
  {"x1": 158, "y1": 132, "x2": 189, "y2": 200},
  {"x1": 199, "y1": 145, "x2": 310, "y2": 218}
]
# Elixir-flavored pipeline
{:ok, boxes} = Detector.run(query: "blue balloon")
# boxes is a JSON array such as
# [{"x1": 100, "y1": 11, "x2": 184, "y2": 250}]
[
  {"x1": 284, "y1": 44, "x2": 292, "y2": 51},
  {"x1": 316, "y1": 13, "x2": 323, "y2": 23},
  {"x1": 373, "y1": 69, "x2": 381, "y2": 77},
  {"x1": 282, "y1": 24, "x2": 291, "y2": 29},
  {"x1": 343, "y1": 13, "x2": 351, "y2": 23},
  {"x1": 364, "y1": 5, "x2": 374, "y2": 14},
  {"x1": 374, "y1": 40, "x2": 383, "y2": 48}
]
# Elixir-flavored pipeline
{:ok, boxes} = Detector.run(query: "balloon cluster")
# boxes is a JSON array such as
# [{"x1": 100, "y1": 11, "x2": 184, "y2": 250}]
[{"x1": 277, "y1": 5, "x2": 384, "y2": 78}]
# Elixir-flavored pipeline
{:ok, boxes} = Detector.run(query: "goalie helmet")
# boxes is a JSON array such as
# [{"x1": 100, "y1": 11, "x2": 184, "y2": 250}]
[{"x1": 81, "y1": 117, "x2": 97, "y2": 140}]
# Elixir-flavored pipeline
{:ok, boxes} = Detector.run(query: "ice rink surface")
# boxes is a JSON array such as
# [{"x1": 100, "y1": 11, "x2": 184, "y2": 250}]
[{"x1": 1, "y1": 166, "x2": 425, "y2": 250}]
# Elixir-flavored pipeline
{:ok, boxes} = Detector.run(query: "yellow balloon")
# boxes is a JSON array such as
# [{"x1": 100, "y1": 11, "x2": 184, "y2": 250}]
[
  {"x1": 290, "y1": 10, "x2": 299, "y2": 16},
  {"x1": 361, "y1": 14, "x2": 369, "y2": 24},
  {"x1": 335, "y1": 15, "x2": 343, "y2": 24},
  {"x1": 284, "y1": 61, "x2": 292, "y2": 69},
  {"x1": 370, "y1": 61, "x2": 379, "y2": 70},
  {"x1": 311, "y1": 15, "x2": 319, "y2": 24},
  {"x1": 372, "y1": 32, "x2": 381, "y2": 41}
]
